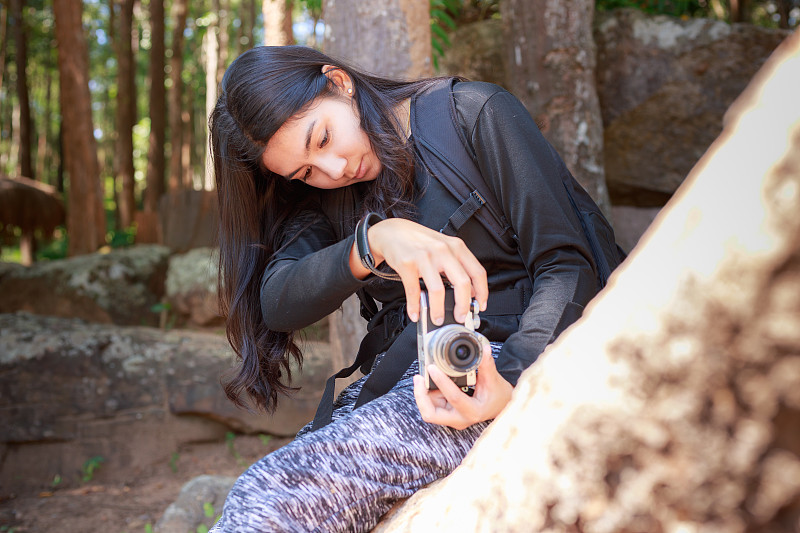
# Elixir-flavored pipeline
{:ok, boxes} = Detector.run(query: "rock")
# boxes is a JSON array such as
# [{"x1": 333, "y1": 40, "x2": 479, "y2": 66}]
[
  {"x1": 0, "y1": 244, "x2": 170, "y2": 327},
  {"x1": 165, "y1": 247, "x2": 223, "y2": 327},
  {"x1": 155, "y1": 475, "x2": 236, "y2": 533},
  {"x1": 610, "y1": 205, "x2": 662, "y2": 253},
  {"x1": 595, "y1": 9, "x2": 789, "y2": 205},
  {"x1": 0, "y1": 313, "x2": 337, "y2": 490},
  {"x1": 437, "y1": 18, "x2": 507, "y2": 85}
]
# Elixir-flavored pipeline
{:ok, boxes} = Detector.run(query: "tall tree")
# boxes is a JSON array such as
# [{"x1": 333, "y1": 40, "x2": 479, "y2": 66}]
[
  {"x1": 168, "y1": 0, "x2": 188, "y2": 191},
  {"x1": 11, "y1": 0, "x2": 34, "y2": 179},
  {"x1": 321, "y1": 0, "x2": 433, "y2": 376},
  {"x1": 53, "y1": 0, "x2": 107, "y2": 255},
  {"x1": 323, "y1": 0, "x2": 432, "y2": 78},
  {"x1": 144, "y1": 0, "x2": 166, "y2": 213},
  {"x1": 203, "y1": 21, "x2": 219, "y2": 191},
  {"x1": 501, "y1": 0, "x2": 611, "y2": 217},
  {"x1": 262, "y1": 0, "x2": 293, "y2": 45},
  {"x1": 115, "y1": 0, "x2": 137, "y2": 228}
]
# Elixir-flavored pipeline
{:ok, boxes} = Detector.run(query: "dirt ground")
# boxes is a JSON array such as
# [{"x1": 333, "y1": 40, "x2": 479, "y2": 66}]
[{"x1": 0, "y1": 434, "x2": 293, "y2": 533}]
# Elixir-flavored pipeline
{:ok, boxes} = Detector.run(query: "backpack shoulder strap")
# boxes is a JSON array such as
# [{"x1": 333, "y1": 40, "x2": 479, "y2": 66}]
[{"x1": 412, "y1": 79, "x2": 519, "y2": 253}]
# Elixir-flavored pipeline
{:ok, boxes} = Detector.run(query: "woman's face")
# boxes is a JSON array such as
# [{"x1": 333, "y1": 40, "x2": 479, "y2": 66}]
[{"x1": 261, "y1": 95, "x2": 382, "y2": 189}]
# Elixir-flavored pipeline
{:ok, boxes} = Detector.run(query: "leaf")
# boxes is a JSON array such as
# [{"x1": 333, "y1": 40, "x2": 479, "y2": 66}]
[{"x1": 203, "y1": 502, "x2": 215, "y2": 517}]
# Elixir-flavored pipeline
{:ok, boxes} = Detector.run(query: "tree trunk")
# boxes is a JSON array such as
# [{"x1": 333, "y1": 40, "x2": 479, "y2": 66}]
[
  {"x1": 181, "y1": 80, "x2": 193, "y2": 189},
  {"x1": 375, "y1": 31, "x2": 800, "y2": 533},
  {"x1": 203, "y1": 26, "x2": 219, "y2": 191},
  {"x1": 262, "y1": 0, "x2": 293, "y2": 46},
  {"x1": 53, "y1": 0, "x2": 107, "y2": 256},
  {"x1": 215, "y1": 0, "x2": 230, "y2": 88},
  {"x1": 168, "y1": 0, "x2": 188, "y2": 192},
  {"x1": 12, "y1": 0, "x2": 34, "y2": 180},
  {"x1": 238, "y1": 0, "x2": 257, "y2": 53},
  {"x1": 501, "y1": 0, "x2": 611, "y2": 218},
  {"x1": 0, "y1": 6, "x2": 7, "y2": 98},
  {"x1": 321, "y1": 0, "x2": 432, "y2": 382},
  {"x1": 35, "y1": 66, "x2": 53, "y2": 185},
  {"x1": 323, "y1": 0, "x2": 432, "y2": 78},
  {"x1": 144, "y1": 0, "x2": 166, "y2": 213},
  {"x1": 115, "y1": 0, "x2": 137, "y2": 228}
]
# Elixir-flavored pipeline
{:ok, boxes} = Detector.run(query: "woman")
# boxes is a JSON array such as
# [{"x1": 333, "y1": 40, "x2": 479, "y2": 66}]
[{"x1": 209, "y1": 45, "x2": 605, "y2": 532}]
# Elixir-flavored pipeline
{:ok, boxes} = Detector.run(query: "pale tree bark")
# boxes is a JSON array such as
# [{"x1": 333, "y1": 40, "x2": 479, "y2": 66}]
[
  {"x1": 262, "y1": 0, "x2": 293, "y2": 46},
  {"x1": 376, "y1": 31, "x2": 800, "y2": 532},
  {"x1": 323, "y1": 0, "x2": 432, "y2": 78},
  {"x1": 203, "y1": 25, "x2": 219, "y2": 191},
  {"x1": 168, "y1": 0, "x2": 188, "y2": 192},
  {"x1": 11, "y1": 0, "x2": 34, "y2": 179},
  {"x1": 214, "y1": 0, "x2": 230, "y2": 88},
  {"x1": 501, "y1": 0, "x2": 611, "y2": 218},
  {"x1": 321, "y1": 0, "x2": 432, "y2": 383},
  {"x1": 53, "y1": 0, "x2": 107, "y2": 256},
  {"x1": 144, "y1": 0, "x2": 166, "y2": 212},
  {"x1": 115, "y1": 0, "x2": 137, "y2": 228}
]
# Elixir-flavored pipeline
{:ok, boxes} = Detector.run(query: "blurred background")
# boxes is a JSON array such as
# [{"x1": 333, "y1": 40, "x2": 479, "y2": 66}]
[{"x1": 0, "y1": 0, "x2": 797, "y2": 531}]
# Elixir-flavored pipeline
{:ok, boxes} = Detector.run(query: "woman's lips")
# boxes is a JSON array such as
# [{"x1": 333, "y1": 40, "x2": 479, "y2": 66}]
[{"x1": 354, "y1": 159, "x2": 366, "y2": 181}]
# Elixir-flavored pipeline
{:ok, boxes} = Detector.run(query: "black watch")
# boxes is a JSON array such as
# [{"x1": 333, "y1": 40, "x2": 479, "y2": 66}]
[{"x1": 355, "y1": 212, "x2": 401, "y2": 280}]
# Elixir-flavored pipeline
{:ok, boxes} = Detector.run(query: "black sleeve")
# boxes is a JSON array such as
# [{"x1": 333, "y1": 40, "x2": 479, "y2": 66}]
[
  {"x1": 259, "y1": 211, "x2": 369, "y2": 332},
  {"x1": 464, "y1": 87, "x2": 599, "y2": 386}
]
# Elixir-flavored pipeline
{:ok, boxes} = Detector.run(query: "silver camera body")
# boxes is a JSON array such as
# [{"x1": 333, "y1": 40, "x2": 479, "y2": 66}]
[{"x1": 417, "y1": 291, "x2": 489, "y2": 391}]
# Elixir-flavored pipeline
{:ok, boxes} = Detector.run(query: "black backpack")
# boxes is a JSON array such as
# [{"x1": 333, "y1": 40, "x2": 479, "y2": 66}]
[{"x1": 412, "y1": 78, "x2": 626, "y2": 289}]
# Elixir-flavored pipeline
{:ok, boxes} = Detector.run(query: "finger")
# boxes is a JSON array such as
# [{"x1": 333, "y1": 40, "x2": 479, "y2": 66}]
[
  {"x1": 448, "y1": 238, "x2": 489, "y2": 313},
  {"x1": 399, "y1": 272, "x2": 422, "y2": 323},
  {"x1": 427, "y1": 365, "x2": 478, "y2": 421},
  {"x1": 413, "y1": 375, "x2": 437, "y2": 422},
  {"x1": 419, "y1": 263, "x2": 446, "y2": 325}
]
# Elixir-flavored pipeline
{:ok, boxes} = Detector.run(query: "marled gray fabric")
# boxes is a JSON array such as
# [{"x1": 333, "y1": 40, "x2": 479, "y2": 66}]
[{"x1": 210, "y1": 343, "x2": 502, "y2": 533}]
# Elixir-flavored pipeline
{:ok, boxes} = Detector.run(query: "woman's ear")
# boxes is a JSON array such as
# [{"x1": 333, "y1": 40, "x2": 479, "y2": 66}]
[{"x1": 321, "y1": 64, "x2": 354, "y2": 97}]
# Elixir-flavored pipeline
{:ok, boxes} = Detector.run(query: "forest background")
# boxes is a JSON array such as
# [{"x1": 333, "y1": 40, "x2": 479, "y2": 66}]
[{"x1": 0, "y1": 0, "x2": 798, "y2": 262}]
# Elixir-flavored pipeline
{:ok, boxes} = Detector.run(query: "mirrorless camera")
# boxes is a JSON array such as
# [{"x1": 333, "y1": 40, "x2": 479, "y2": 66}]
[{"x1": 417, "y1": 290, "x2": 489, "y2": 391}]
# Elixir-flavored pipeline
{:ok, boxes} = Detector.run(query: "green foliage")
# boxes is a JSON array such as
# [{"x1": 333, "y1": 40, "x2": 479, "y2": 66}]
[
  {"x1": 203, "y1": 502, "x2": 216, "y2": 518},
  {"x1": 225, "y1": 431, "x2": 246, "y2": 466},
  {"x1": 81, "y1": 456, "x2": 105, "y2": 482},
  {"x1": 258, "y1": 433, "x2": 273, "y2": 447},
  {"x1": 431, "y1": 0, "x2": 461, "y2": 69},
  {"x1": 51, "y1": 474, "x2": 63, "y2": 488},
  {"x1": 169, "y1": 451, "x2": 180, "y2": 473},
  {"x1": 144, "y1": 524, "x2": 154, "y2": 533}
]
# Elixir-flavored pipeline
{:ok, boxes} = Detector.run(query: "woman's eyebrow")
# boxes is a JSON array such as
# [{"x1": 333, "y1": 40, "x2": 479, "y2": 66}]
[{"x1": 282, "y1": 120, "x2": 317, "y2": 180}]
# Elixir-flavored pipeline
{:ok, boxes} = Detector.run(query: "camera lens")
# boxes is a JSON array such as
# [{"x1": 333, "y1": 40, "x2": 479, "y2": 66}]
[
  {"x1": 427, "y1": 325, "x2": 483, "y2": 377},
  {"x1": 453, "y1": 342, "x2": 473, "y2": 361}
]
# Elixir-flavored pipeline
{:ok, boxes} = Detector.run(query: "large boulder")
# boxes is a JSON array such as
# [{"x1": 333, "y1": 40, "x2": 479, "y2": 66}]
[
  {"x1": 595, "y1": 9, "x2": 789, "y2": 205},
  {"x1": 165, "y1": 247, "x2": 223, "y2": 328},
  {"x1": 155, "y1": 475, "x2": 236, "y2": 533},
  {"x1": 0, "y1": 244, "x2": 170, "y2": 327},
  {"x1": 0, "y1": 313, "x2": 335, "y2": 491}
]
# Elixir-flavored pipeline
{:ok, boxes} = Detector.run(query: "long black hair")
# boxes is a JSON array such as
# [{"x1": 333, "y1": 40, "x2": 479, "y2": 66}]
[{"x1": 209, "y1": 46, "x2": 440, "y2": 412}]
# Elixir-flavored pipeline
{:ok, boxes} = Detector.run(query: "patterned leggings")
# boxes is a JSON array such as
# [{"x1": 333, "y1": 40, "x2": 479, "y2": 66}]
[{"x1": 209, "y1": 344, "x2": 501, "y2": 533}]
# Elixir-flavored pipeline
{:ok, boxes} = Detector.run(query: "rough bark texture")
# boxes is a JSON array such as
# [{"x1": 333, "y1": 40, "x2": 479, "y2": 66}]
[
  {"x1": 322, "y1": 0, "x2": 432, "y2": 78},
  {"x1": 375, "y1": 31, "x2": 800, "y2": 533},
  {"x1": 116, "y1": 0, "x2": 137, "y2": 228},
  {"x1": 11, "y1": 0, "x2": 33, "y2": 180},
  {"x1": 501, "y1": 0, "x2": 611, "y2": 217},
  {"x1": 144, "y1": 0, "x2": 166, "y2": 213},
  {"x1": 53, "y1": 0, "x2": 106, "y2": 256},
  {"x1": 167, "y1": 0, "x2": 188, "y2": 192}
]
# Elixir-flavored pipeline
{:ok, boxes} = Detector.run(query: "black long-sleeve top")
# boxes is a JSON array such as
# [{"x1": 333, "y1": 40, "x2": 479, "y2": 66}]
[{"x1": 260, "y1": 81, "x2": 600, "y2": 387}]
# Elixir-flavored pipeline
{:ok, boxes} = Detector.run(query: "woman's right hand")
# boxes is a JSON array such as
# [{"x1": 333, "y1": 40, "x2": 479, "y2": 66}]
[{"x1": 350, "y1": 218, "x2": 488, "y2": 325}]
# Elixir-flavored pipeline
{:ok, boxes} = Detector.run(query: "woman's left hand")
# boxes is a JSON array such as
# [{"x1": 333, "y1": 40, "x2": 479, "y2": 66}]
[{"x1": 412, "y1": 346, "x2": 513, "y2": 430}]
